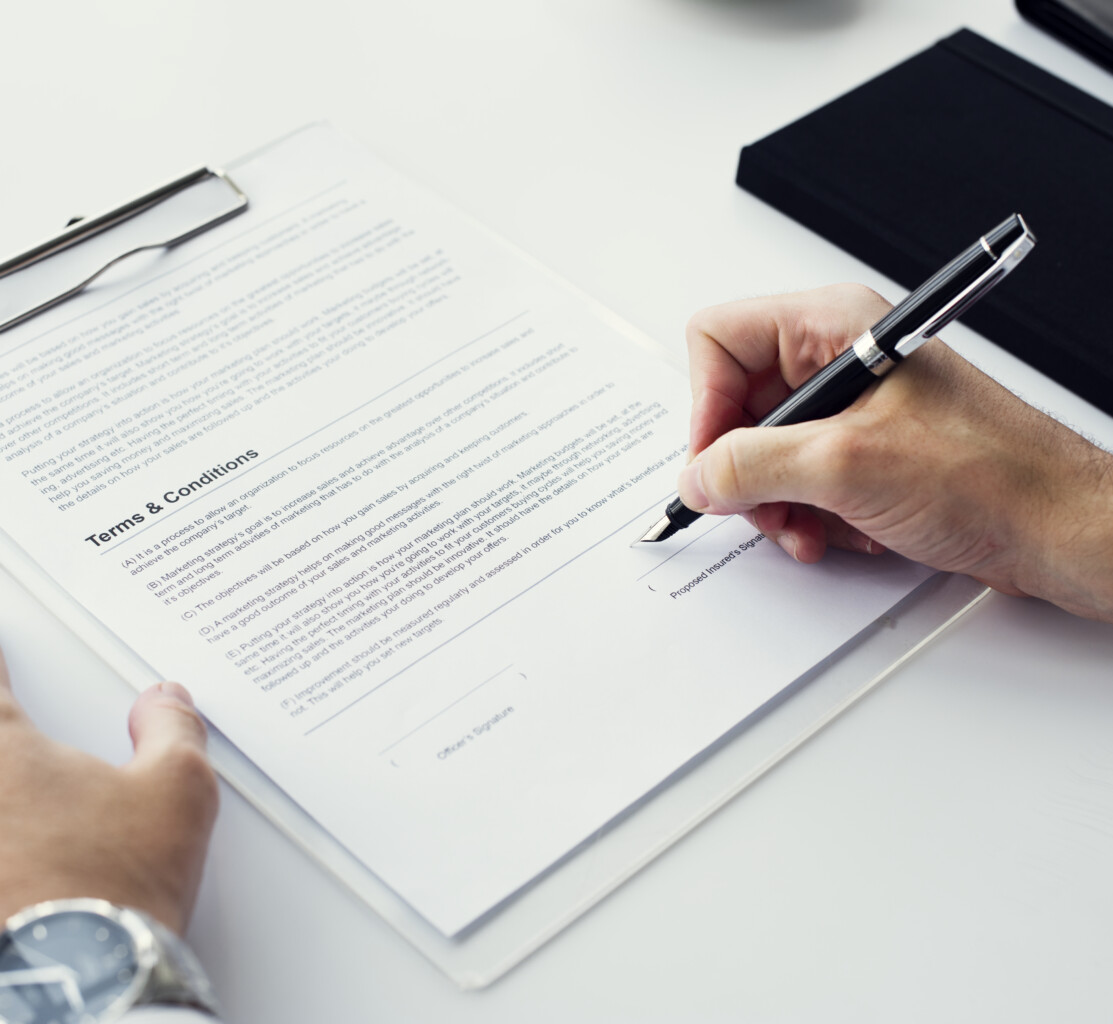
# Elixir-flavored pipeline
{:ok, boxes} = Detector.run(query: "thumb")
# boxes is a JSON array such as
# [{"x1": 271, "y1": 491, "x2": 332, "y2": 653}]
[
  {"x1": 0, "y1": 646, "x2": 28, "y2": 724},
  {"x1": 127, "y1": 682, "x2": 210, "y2": 771},
  {"x1": 677, "y1": 421, "x2": 833, "y2": 516}
]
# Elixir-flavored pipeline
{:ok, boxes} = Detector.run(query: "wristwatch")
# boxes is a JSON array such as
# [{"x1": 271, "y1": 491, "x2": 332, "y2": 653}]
[{"x1": 0, "y1": 899, "x2": 217, "y2": 1024}]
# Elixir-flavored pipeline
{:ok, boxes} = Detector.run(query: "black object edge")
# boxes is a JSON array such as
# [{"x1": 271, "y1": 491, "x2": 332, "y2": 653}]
[
  {"x1": 735, "y1": 28, "x2": 1113, "y2": 419},
  {"x1": 1016, "y1": 0, "x2": 1113, "y2": 74}
]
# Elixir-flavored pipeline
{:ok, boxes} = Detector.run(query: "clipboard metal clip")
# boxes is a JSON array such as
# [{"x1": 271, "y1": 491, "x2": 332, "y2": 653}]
[{"x1": 0, "y1": 167, "x2": 248, "y2": 335}]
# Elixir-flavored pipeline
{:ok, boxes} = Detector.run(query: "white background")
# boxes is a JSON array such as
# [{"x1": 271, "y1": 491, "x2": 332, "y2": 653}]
[{"x1": 3, "y1": 1, "x2": 1113, "y2": 1020}]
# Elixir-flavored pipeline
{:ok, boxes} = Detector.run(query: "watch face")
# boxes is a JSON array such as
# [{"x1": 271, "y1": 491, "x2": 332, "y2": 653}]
[{"x1": 0, "y1": 908, "x2": 143, "y2": 1024}]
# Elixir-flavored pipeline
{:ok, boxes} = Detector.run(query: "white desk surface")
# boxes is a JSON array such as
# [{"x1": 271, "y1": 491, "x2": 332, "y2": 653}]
[{"x1": 3, "y1": 2, "x2": 1113, "y2": 1021}]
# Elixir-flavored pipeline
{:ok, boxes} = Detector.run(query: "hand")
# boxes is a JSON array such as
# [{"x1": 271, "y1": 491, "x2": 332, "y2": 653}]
[
  {"x1": 678, "y1": 284, "x2": 1113, "y2": 623},
  {"x1": 0, "y1": 649, "x2": 219, "y2": 935}
]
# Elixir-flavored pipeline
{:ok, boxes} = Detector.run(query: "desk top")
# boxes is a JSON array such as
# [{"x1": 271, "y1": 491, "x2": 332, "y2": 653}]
[{"x1": 3, "y1": 2, "x2": 1113, "y2": 1020}]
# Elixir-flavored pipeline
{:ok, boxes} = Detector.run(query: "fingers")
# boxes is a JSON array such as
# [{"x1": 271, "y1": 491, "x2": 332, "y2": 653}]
[
  {"x1": 0, "y1": 670, "x2": 217, "y2": 936},
  {"x1": 127, "y1": 682, "x2": 210, "y2": 772},
  {"x1": 127, "y1": 683, "x2": 219, "y2": 852},
  {"x1": 685, "y1": 303, "x2": 778, "y2": 456},
  {"x1": 678, "y1": 419, "x2": 836, "y2": 514},
  {"x1": 752, "y1": 501, "x2": 828, "y2": 563},
  {"x1": 685, "y1": 285, "x2": 891, "y2": 457},
  {"x1": 0, "y1": 646, "x2": 28, "y2": 725},
  {"x1": 677, "y1": 419, "x2": 889, "y2": 561},
  {"x1": 686, "y1": 299, "x2": 784, "y2": 457},
  {"x1": 751, "y1": 502, "x2": 886, "y2": 562}
]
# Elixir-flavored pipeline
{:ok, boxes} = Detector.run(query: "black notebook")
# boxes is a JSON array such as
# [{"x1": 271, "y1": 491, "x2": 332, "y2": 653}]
[
  {"x1": 1017, "y1": 0, "x2": 1113, "y2": 73},
  {"x1": 736, "y1": 28, "x2": 1113, "y2": 418}
]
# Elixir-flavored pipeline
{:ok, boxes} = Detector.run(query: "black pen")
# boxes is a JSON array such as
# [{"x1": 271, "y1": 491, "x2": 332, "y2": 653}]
[{"x1": 635, "y1": 213, "x2": 1036, "y2": 544}]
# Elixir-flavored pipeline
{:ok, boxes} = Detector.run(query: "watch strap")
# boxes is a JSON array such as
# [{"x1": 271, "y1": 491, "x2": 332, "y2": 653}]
[
  {"x1": 135, "y1": 913, "x2": 218, "y2": 1017},
  {"x1": 120, "y1": 1009, "x2": 222, "y2": 1022}
]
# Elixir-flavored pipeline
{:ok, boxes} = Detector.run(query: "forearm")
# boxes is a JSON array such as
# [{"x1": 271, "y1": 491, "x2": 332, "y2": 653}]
[{"x1": 1019, "y1": 426, "x2": 1113, "y2": 623}]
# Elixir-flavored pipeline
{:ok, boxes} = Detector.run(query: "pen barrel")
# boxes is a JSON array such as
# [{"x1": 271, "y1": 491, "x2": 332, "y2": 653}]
[
  {"x1": 757, "y1": 346, "x2": 877, "y2": 427},
  {"x1": 665, "y1": 495, "x2": 703, "y2": 530}
]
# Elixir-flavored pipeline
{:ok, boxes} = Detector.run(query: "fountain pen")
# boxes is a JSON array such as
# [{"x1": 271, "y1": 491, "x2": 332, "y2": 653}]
[{"x1": 636, "y1": 213, "x2": 1036, "y2": 544}]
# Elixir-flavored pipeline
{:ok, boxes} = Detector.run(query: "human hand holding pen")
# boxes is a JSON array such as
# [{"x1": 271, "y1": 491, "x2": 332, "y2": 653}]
[{"x1": 677, "y1": 284, "x2": 1113, "y2": 624}]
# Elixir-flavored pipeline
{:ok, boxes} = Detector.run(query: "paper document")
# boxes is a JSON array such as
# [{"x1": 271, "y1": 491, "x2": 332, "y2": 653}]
[{"x1": 0, "y1": 125, "x2": 931, "y2": 935}]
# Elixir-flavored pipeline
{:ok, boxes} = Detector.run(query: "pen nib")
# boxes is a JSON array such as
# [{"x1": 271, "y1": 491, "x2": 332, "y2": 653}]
[{"x1": 632, "y1": 514, "x2": 679, "y2": 545}]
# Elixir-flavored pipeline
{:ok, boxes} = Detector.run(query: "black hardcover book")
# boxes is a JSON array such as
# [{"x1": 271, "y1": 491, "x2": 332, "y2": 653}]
[
  {"x1": 736, "y1": 29, "x2": 1113, "y2": 418},
  {"x1": 1017, "y1": 0, "x2": 1113, "y2": 74}
]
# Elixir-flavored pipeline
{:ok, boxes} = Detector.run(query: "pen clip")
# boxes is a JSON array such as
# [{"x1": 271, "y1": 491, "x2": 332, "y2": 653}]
[{"x1": 892, "y1": 215, "x2": 1036, "y2": 358}]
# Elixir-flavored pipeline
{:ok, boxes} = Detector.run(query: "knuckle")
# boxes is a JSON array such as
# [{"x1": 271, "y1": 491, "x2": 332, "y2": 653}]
[
  {"x1": 832, "y1": 281, "x2": 889, "y2": 314},
  {"x1": 160, "y1": 698, "x2": 208, "y2": 741},
  {"x1": 684, "y1": 313, "x2": 711, "y2": 353},
  {"x1": 722, "y1": 442, "x2": 748, "y2": 498},
  {"x1": 160, "y1": 743, "x2": 220, "y2": 809},
  {"x1": 836, "y1": 281, "x2": 879, "y2": 303},
  {"x1": 806, "y1": 427, "x2": 869, "y2": 496},
  {"x1": 0, "y1": 700, "x2": 23, "y2": 726},
  {"x1": 703, "y1": 439, "x2": 747, "y2": 509}
]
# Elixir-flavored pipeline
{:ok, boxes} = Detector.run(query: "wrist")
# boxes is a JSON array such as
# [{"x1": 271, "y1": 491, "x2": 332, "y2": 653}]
[
  {"x1": 0, "y1": 875, "x2": 188, "y2": 939},
  {"x1": 1023, "y1": 435, "x2": 1113, "y2": 623},
  {"x1": 0, "y1": 898, "x2": 217, "y2": 1023}
]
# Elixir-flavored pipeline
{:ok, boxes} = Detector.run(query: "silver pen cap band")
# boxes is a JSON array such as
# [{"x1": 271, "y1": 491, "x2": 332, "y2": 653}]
[{"x1": 852, "y1": 330, "x2": 895, "y2": 377}]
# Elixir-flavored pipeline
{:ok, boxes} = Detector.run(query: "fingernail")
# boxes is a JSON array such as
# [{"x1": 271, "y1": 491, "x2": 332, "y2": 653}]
[
  {"x1": 776, "y1": 533, "x2": 798, "y2": 560},
  {"x1": 677, "y1": 460, "x2": 708, "y2": 511},
  {"x1": 847, "y1": 530, "x2": 885, "y2": 556},
  {"x1": 847, "y1": 530, "x2": 870, "y2": 553},
  {"x1": 157, "y1": 681, "x2": 194, "y2": 706}
]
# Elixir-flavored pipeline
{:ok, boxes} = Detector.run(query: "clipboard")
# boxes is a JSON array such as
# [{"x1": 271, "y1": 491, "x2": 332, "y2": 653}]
[{"x1": 0, "y1": 127, "x2": 990, "y2": 988}]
